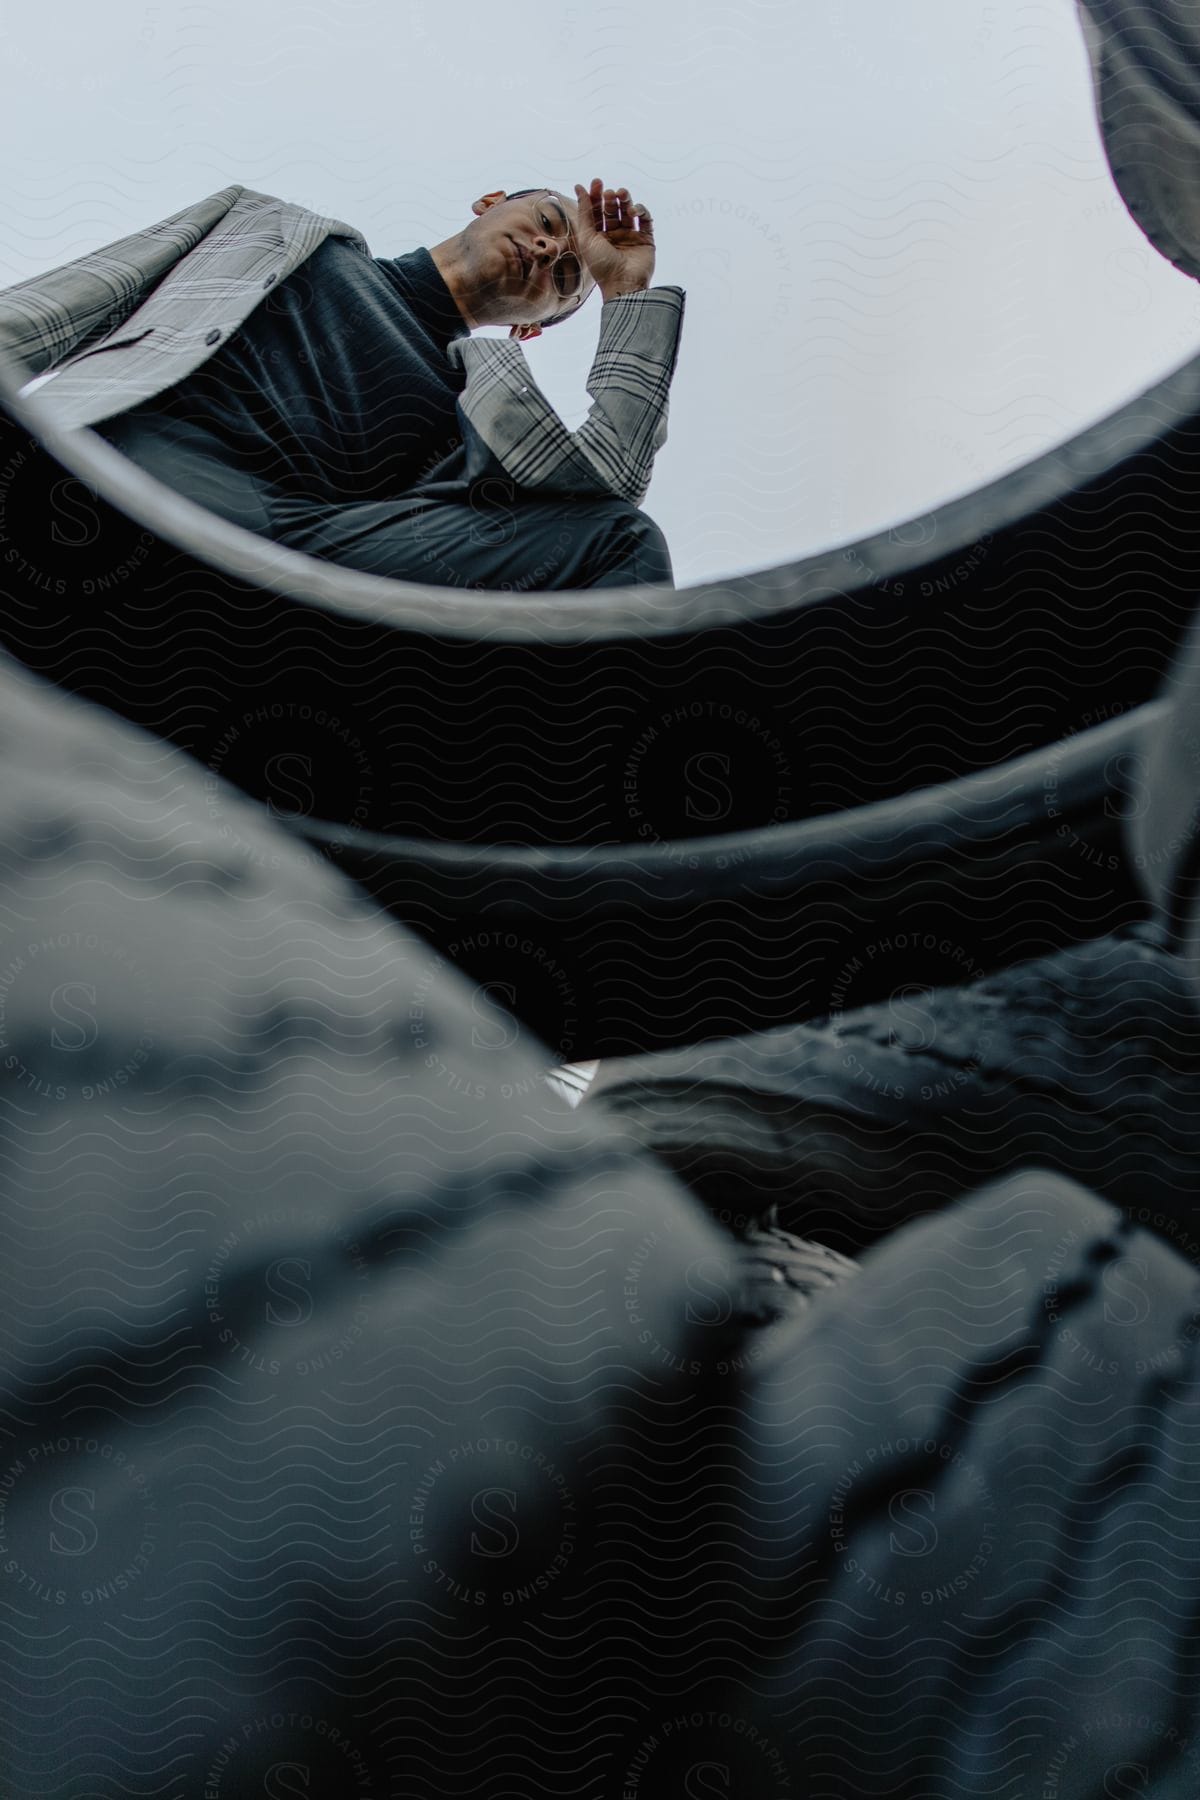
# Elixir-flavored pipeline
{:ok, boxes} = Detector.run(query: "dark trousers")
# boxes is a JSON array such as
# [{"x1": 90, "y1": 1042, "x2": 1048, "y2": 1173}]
[{"x1": 97, "y1": 409, "x2": 675, "y2": 592}]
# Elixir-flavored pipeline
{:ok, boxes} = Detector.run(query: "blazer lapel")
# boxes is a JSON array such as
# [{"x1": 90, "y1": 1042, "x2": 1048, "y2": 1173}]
[{"x1": 0, "y1": 185, "x2": 243, "y2": 378}]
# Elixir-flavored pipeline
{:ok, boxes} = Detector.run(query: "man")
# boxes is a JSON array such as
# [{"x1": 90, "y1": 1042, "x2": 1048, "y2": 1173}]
[{"x1": 6, "y1": 177, "x2": 684, "y2": 593}]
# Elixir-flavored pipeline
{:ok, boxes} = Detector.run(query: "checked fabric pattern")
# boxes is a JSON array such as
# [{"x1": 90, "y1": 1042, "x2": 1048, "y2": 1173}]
[
  {"x1": 0, "y1": 183, "x2": 686, "y2": 508},
  {"x1": 447, "y1": 283, "x2": 685, "y2": 507},
  {"x1": 0, "y1": 185, "x2": 370, "y2": 431}
]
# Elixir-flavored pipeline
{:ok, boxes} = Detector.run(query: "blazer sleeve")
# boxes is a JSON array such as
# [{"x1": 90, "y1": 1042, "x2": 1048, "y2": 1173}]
[{"x1": 445, "y1": 285, "x2": 686, "y2": 508}]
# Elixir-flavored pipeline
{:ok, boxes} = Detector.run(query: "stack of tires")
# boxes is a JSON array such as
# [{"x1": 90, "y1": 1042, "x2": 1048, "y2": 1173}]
[
  {"x1": 4, "y1": 333, "x2": 1200, "y2": 1052},
  {"x1": 4, "y1": 3, "x2": 1200, "y2": 1789}
]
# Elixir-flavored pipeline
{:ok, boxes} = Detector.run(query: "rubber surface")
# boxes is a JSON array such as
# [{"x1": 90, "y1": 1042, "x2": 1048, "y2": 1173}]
[
  {"x1": 9, "y1": 642, "x2": 1200, "y2": 1797},
  {"x1": 0, "y1": 647, "x2": 756, "y2": 1797},
  {"x1": 587, "y1": 920, "x2": 1200, "y2": 1263},
  {"x1": 293, "y1": 702, "x2": 1158, "y2": 1055},
  {"x1": 2, "y1": 339, "x2": 1200, "y2": 859},
  {"x1": 737, "y1": 1167, "x2": 1200, "y2": 1800}
]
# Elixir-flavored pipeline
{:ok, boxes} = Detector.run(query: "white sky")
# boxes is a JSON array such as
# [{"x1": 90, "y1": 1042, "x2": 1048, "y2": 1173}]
[{"x1": 3, "y1": 0, "x2": 1200, "y2": 587}]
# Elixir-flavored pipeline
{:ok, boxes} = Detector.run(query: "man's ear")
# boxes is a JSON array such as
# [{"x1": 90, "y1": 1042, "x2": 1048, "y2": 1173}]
[
  {"x1": 472, "y1": 191, "x2": 507, "y2": 217},
  {"x1": 509, "y1": 323, "x2": 542, "y2": 342}
]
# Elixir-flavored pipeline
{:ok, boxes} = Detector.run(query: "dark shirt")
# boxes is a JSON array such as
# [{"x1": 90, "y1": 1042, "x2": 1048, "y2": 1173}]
[{"x1": 135, "y1": 239, "x2": 477, "y2": 505}]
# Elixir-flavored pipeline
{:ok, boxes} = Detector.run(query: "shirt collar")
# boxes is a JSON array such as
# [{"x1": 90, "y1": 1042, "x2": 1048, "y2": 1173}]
[{"x1": 392, "y1": 247, "x2": 471, "y2": 347}]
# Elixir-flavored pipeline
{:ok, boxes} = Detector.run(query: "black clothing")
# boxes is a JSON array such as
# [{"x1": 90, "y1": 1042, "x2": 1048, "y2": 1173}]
[
  {"x1": 97, "y1": 238, "x2": 675, "y2": 591},
  {"x1": 113, "y1": 240, "x2": 471, "y2": 505},
  {"x1": 99, "y1": 403, "x2": 674, "y2": 591},
  {"x1": 273, "y1": 484, "x2": 674, "y2": 591}
]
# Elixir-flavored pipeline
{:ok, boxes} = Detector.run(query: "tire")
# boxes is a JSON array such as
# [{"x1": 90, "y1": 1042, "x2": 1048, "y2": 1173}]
[
  {"x1": 291, "y1": 701, "x2": 1154, "y2": 1056},
  {"x1": 586, "y1": 920, "x2": 1200, "y2": 1265},
  {"x1": 1132, "y1": 604, "x2": 1200, "y2": 1009},
  {"x1": 0, "y1": 647, "x2": 757, "y2": 1799},
  {"x1": 734, "y1": 1167, "x2": 1200, "y2": 1799},
  {"x1": 2, "y1": 343, "x2": 1199, "y2": 858}
]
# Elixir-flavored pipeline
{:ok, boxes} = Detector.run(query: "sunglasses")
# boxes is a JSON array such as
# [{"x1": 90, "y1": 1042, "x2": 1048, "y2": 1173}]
[{"x1": 505, "y1": 188, "x2": 591, "y2": 324}]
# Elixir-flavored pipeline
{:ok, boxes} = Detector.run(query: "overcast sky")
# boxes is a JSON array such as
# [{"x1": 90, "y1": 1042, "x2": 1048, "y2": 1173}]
[{"x1": 3, "y1": 0, "x2": 1200, "y2": 588}]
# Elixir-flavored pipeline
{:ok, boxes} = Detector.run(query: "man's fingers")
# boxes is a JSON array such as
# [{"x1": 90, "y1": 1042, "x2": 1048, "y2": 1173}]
[
  {"x1": 574, "y1": 181, "x2": 602, "y2": 236},
  {"x1": 574, "y1": 180, "x2": 654, "y2": 244}
]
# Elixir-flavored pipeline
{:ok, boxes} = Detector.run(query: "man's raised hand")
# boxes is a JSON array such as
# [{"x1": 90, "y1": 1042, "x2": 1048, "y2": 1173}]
[{"x1": 573, "y1": 178, "x2": 656, "y2": 299}]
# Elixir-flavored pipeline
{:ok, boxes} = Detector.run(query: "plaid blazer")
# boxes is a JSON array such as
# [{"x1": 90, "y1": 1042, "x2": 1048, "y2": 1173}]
[
  {"x1": 446, "y1": 287, "x2": 685, "y2": 507},
  {"x1": 1074, "y1": 0, "x2": 1200, "y2": 287},
  {"x1": 1, "y1": 185, "x2": 370, "y2": 431},
  {"x1": 1, "y1": 184, "x2": 686, "y2": 508}
]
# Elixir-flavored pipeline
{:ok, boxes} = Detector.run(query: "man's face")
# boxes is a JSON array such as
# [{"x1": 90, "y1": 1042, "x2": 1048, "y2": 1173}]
[{"x1": 469, "y1": 189, "x2": 597, "y2": 339}]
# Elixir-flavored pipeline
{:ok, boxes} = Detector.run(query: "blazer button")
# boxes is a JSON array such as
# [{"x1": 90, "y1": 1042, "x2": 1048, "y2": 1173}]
[
  {"x1": 262, "y1": 273, "x2": 277, "y2": 289},
  {"x1": 205, "y1": 329, "x2": 221, "y2": 346}
]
